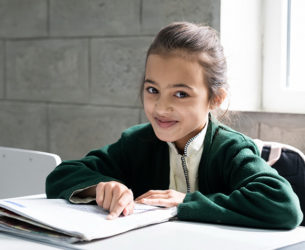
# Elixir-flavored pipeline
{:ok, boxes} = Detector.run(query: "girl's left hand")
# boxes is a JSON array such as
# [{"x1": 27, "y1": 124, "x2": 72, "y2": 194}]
[{"x1": 135, "y1": 189, "x2": 186, "y2": 207}]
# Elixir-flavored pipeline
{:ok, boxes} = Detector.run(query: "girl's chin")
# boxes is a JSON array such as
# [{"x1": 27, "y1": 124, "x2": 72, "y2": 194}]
[{"x1": 153, "y1": 131, "x2": 177, "y2": 143}]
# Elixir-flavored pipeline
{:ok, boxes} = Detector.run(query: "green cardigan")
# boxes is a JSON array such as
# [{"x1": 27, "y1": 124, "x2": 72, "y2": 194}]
[{"x1": 46, "y1": 116, "x2": 303, "y2": 229}]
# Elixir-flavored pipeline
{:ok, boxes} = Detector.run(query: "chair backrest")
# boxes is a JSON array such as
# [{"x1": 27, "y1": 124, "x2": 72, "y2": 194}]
[
  {"x1": 254, "y1": 139, "x2": 305, "y2": 226},
  {"x1": 0, "y1": 147, "x2": 61, "y2": 199}
]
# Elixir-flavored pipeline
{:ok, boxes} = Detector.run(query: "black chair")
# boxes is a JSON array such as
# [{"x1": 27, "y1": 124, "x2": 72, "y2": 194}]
[{"x1": 254, "y1": 140, "x2": 305, "y2": 226}]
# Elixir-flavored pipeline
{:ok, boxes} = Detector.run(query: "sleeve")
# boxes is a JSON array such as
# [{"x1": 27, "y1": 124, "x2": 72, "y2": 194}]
[
  {"x1": 177, "y1": 140, "x2": 303, "y2": 229},
  {"x1": 69, "y1": 185, "x2": 97, "y2": 204},
  {"x1": 45, "y1": 132, "x2": 130, "y2": 202}
]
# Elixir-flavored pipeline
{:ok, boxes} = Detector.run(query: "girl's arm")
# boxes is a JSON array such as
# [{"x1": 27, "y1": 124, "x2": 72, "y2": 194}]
[
  {"x1": 46, "y1": 134, "x2": 136, "y2": 219},
  {"x1": 136, "y1": 137, "x2": 303, "y2": 229},
  {"x1": 46, "y1": 133, "x2": 129, "y2": 202},
  {"x1": 177, "y1": 141, "x2": 303, "y2": 229}
]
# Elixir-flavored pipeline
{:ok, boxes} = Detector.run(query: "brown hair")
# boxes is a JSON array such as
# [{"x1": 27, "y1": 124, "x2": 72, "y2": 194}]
[{"x1": 141, "y1": 22, "x2": 228, "y2": 110}]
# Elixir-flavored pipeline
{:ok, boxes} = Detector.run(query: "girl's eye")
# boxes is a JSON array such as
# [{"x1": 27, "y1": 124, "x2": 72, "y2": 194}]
[
  {"x1": 175, "y1": 91, "x2": 189, "y2": 98},
  {"x1": 146, "y1": 86, "x2": 158, "y2": 94}
]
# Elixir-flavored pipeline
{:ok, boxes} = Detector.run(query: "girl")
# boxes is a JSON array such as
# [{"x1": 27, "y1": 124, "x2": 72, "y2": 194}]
[{"x1": 46, "y1": 22, "x2": 302, "y2": 228}]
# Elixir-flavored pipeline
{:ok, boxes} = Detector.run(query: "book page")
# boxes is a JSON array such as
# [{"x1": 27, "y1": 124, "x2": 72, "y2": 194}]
[{"x1": 0, "y1": 197, "x2": 177, "y2": 241}]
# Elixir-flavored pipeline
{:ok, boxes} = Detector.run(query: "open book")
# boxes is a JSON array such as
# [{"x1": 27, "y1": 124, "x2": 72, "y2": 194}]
[{"x1": 0, "y1": 195, "x2": 177, "y2": 248}]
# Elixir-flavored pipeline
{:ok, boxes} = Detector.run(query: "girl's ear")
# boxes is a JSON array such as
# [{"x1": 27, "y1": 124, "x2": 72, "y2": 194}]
[{"x1": 209, "y1": 88, "x2": 227, "y2": 110}]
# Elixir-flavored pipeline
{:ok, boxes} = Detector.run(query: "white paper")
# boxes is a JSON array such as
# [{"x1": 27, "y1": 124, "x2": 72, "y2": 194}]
[{"x1": 0, "y1": 197, "x2": 177, "y2": 241}]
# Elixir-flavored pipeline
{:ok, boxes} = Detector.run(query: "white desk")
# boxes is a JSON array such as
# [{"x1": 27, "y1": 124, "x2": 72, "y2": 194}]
[{"x1": 1, "y1": 220, "x2": 305, "y2": 250}]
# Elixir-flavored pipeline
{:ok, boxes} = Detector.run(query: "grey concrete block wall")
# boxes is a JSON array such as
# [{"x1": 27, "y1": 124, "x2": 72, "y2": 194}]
[
  {"x1": 0, "y1": 101, "x2": 48, "y2": 150},
  {"x1": 142, "y1": 0, "x2": 220, "y2": 34},
  {"x1": 258, "y1": 113, "x2": 305, "y2": 153},
  {"x1": 49, "y1": 0, "x2": 219, "y2": 37},
  {"x1": 6, "y1": 39, "x2": 89, "y2": 103},
  {"x1": 0, "y1": 41, "x2": 3, "y2": 98},
  {"x1": 90, "y1": 37, "x2": 152, "y2": 106},
  {"x1": 225, "y1": 112, "x2": 305, "y2": 154},
  {"x1": 49, "y1": 105, "x2": 140, "y2": 159},
  {"x1": 50, "y1": 0, "x2": 141, "y2": 37},
  {"x1": 222, "y1": 112, "x2": 260, "y2": 139},
  {"x1": 0, "y1": 0, "x2": 47, "y2": 38}
]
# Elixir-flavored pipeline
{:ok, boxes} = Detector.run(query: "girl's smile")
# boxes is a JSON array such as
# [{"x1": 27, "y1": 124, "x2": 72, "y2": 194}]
[
  {"x1": 154, "y1": 116, "x2": 178, "y2": 129},
  {"x1": 143, "y1": 52, "x2": 211, "y2": 152}
]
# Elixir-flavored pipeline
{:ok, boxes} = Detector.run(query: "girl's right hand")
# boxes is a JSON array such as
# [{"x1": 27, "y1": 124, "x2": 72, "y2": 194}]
[{"x1": 95, "y1": 181, "x2": 134, "y2": 220}]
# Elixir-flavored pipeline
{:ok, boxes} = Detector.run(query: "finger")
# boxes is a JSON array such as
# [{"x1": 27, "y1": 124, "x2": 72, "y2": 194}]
[
  {"x1": 136, "y1": 193, "x2": 169, "y2": 204},
  {"x1": 103, "y1": 183, "x2": 113, "y2": 211},
  {"x1": 109, "y1": 185, "x2": 122, "y2": 212},
  {"x1": 107, "y1": 199, "x2": 128, "y2": 220},
  {"x1": 144, "y1": 193, "x2": 169, "y2": 200},
  {"x1": 96, "y1": 183, "x2": 105, "y2": 207},
  {"x1": 135, "y1": 190, "x2": 167, "y2": 201},
  {"x1": 123, "y1": 201, "x2": 134, "y2": 216},
  {"x1": 140, "y1": 198, "x2": 176, "y2": 207},
  {"x1": 107, "y1": 189, "x2": 133, "y2": 220},
  {"x1": 135, "y1": 192, "x2": 149, "y2": 201}
]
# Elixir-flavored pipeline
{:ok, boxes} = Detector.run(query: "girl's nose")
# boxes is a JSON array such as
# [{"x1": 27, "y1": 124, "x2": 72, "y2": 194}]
[{"x1": 154, "y1": 96, "x2": 173, "y2": 115}]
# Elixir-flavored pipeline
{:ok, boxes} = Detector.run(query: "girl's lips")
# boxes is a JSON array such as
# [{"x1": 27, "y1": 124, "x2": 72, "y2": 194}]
[{"x1": 155, "y1": 117, "x2": 178, "y2": 128}]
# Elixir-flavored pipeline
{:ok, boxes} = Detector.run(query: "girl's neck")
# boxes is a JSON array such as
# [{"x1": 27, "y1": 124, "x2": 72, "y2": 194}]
[{"x1": 174, "y1": 122, "x2": 207, "y2": 154}]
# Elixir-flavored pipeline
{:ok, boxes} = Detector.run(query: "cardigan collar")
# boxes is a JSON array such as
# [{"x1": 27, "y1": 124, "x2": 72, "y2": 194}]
[{"x1": 166, "y1": 119, "x2": 208, "y2": 157}]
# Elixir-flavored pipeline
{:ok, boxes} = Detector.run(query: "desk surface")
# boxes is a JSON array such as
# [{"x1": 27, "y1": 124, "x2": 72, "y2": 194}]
[{"x1": 1, "y1": 220, "x2": 305, "y2": 250}]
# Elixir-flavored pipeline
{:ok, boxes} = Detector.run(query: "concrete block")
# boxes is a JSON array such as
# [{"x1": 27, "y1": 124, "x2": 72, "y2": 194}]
[
  {"x1": 91, "y1": 37, "x2": 152, "y2": 106},
  {"x1": 223, "y1": 111, "x2": 259, "y2": 139},
  {"x1": 221, "y1": 111, "x2": 305, "y2": 153},
  {"x1": 0, "y1": 101, "x2": 48, "y2": 151},
  {"x1": 0, "y1": 0, "x2": 47, "y2": 38},
  {"x1": 142, "y1": 0, "x2": 220, "y2": 34},
  {"x1": 6, "y1": 39, "x2": 89, "y2": 103},
  {"x1": 49, "y1": 104, "x2": 140, "y2": 160},
  {"x1": 258, "y1": 113, "x2": 305, "y2": 154},
  {"x1": 50, "y1": 0, "x2": 141, "y2": 36},
  {"x1": 0, "y1": 41, "x2": 3, "y2": 98}
]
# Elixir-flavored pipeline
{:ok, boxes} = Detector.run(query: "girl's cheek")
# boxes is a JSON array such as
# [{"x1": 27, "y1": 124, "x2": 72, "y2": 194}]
[
  {"x1": 144, "y1": 95, "x2": 157, "y2": 106},
  {"x1": 144, "y1": 99, "x2": 154, "y2": 113}
]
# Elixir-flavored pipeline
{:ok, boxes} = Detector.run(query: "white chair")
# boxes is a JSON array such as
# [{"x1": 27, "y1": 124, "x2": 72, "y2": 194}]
[{"x1": 0, "y1": 147, "x2": 61, "y2": 199}]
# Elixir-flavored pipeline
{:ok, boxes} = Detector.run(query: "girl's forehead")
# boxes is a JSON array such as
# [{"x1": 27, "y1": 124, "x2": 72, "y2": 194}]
[
  {"x1": 145, "y1": 52, "x2": 205, "y2": 76},
  {"x1": 145, "y1": 53, "x2": 207, "y2": 88},
  {"x1": 145, "y1": 50, "x2": 210, "y2": 77}
]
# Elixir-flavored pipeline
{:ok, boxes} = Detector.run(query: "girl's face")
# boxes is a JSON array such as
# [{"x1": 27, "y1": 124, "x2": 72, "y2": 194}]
[{"x1": 143, "y1": 53, "x2": 211, "y2": 152}]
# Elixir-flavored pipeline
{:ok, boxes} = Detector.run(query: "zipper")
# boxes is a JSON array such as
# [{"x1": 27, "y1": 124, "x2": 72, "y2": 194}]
[{"x1": 180, "y1": 134, "x2": 200, "y2": 193}]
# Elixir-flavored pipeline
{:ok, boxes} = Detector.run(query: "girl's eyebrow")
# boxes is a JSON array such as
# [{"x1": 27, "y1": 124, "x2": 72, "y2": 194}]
[
  {"x1": 144, "y1": 78, "x2": 156, "y2": 84},
  {"x1": 144, "y1": 78, "x2": 193, "y2": 90},
  {"x1": 171, "y1": 83, "x2": 193, "y2": 90}
]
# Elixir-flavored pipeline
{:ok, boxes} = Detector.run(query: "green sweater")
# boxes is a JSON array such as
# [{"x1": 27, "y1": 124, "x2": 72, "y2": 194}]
[{"x1": 46, "y1": 116, "x2": 303, "y2": 229}]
